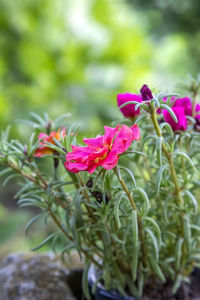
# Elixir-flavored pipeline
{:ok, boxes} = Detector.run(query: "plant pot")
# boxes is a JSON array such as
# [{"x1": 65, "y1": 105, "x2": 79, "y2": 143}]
[
  {"x1": 87, "y1": 265, "x2": 200, "y2": 300},
  {"x1": 87, "y1": 264, "x2": 136, "y2": 300}
]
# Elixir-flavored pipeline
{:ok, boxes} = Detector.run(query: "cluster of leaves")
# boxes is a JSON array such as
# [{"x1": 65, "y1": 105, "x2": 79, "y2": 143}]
[{"x1": 0, "y1": 81, "x2": 200, "y2": 299}]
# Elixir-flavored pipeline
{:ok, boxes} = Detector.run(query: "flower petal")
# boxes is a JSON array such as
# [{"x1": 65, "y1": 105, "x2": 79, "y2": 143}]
[
  {"x1": 103, "y1": 125, "x2": 121, "y2": 146},
  {"x1": 173, "y1": 97, "x2": 192, "y2": 116},
  {"x1": 117, "y1": 93, "x2": 142, "y2": 118},
  {"x1": 163, "y1": 107, "x2": 187, "y2": 131},
  {"x1": 83, "y1": 135, "x2": 104, "y2": 149}
]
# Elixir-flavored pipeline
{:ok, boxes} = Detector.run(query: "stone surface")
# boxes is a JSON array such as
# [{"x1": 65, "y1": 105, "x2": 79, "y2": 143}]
[{"x1": 0, "y1": 252, "x2": 84, "y2": 300}]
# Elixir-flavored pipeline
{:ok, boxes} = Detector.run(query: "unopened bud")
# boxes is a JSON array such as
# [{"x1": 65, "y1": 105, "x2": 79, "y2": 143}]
[{"x1": 140, "y1": 84, "x2": 153, "y2": 101}]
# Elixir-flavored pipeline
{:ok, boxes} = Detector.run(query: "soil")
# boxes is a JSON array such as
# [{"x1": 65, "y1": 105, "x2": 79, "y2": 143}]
[{"x1": 143, "y1": 268, "x2": 200, "y2": 300}]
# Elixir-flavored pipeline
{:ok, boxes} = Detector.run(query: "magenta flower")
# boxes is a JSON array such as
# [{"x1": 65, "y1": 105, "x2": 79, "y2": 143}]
[
  {"x1": 64, "y1": 124, "x2": 140, "y2": 174},
  {"x1": 117, "y1": 93, "x2": 142, "y2": 119},
  {"x1": 163, "y1": 107, "x2": 187, "y2": 131},
  {"x1": 172, "y1": 97, "x2": 192, "y2": 116},
  {"x1": 195, "y1": 103, "x2": 200, "y2": 116},
  {"x1": 140, "y1": 84, "x2": 153, "y2": 101}
]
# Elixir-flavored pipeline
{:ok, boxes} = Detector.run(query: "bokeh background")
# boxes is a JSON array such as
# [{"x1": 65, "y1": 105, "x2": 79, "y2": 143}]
[{"x1": 1, "y1": 0, "x2": 200, "y2": 256}]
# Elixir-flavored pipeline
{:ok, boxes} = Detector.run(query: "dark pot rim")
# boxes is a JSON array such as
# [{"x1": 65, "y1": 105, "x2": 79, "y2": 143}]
[
  {"x1": 88, "y1": 264, "x2": 138, "y2": 300},
  {"x1": 88, "y1": 265, "x2": 200, "y2": 300}
]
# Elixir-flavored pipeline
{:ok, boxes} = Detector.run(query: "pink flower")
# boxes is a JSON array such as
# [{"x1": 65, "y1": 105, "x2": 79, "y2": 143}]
[
  {"x1": 34, "y1": 129, "x2": 66, "y2": 157},
  {"x1": 195, "y1": 103, "x2": 200, "y2": 116},
  {"x1": 172, "y1": 97, "x2": 192, "y2": 116},
  {"x1": 163, "y1": 107, "x2": 187, "y2": 131},
  {"x1": 160, "y1": 96, "x2": 200, "y2": 131},
  {"x1": 117, "y1": 93, "x2": 142, "y2": 119},
  {"x1": 64, "y1": 124, "x2": 140, "y2": 174}
]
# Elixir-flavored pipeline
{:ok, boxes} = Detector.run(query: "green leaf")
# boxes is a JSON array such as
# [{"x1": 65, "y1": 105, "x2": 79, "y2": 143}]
[
  {"x1": 31, "y1": 232, "x2": 59, "y2": 251},
  {"x1": 152, "y1": 97, "x2": 160, "y2": 108},
  {"x1": 173, "y1": 151, "x2": 196, "y2": 170},
  {"x1": 134, "y1": 114, "x2": 149, "y2": 125},
  {"x1": 141, "y1": 134, "x2": 157, "y2": 151},
  {"x1": 61, "y1": 243, "x2": 75, "y2": 261},
  {"x1": 159, "y1": 104, "x2": 178, "y2": 123},
  {"x1": 131, "y1": 210, "x2": 138, "y2": 247},
  {"x1": 30, "y1": 112, "x2": 45, "y2": 125},
  {"x1": 91, "y1": 168, "x2": 105, "y2": 192},
  {"x1": 175, "y1": 238, "x2": 184, "y2": 270},
  {"x1": 156, "y1": 137, "x2": 163, "y2": 166},
  {"x1": 119, "y1": 166, "x2": 137, "y2": 189},
  {"x1": 114, "y1": 195, "x2": 123, "y2": 229},
  {"x1": 172, "y1": 274, "x2": 182, "y2": 294},
  {"x1": 25, "y1": 212, "x2": 44, "y2": 235},
  {"x1": 183, "y1": 215, "x2": 191, "y2": 254},
  {"x1": 149, "y1": 256, "x2": 166, "y2": 283},
  {"x1": 143, "y1": 217, "x2": 162, "y2": 249},
  {"x1": 138, "y1": 272, "x2": 144, "y2": 297},
  {"x1": 125, "y1": 274, "x2": 139, "y2": 297},
  {"x1": 0, "y1": 167, "x2": 12, "y2": 178},
  {"x1": 145, "y1": 228, "x2": 159, "y2": 261},
  {"x1": 54, "y1": 113, "x2": 71, "y2": 126},
  {"x1": 119, "y1": 101, "x2": 141, "y2": 110},
  {"x1": 190, "y1": 224, "x2": 200, "y2": 233},
  {"x1": 111, "y1": 233, "x2": 124, "y2": 244},
  {"x1": 156, "y1": 164, "x2": 169, "y2": 195},
  {"x1": 70, "y1": 215, "x2": 81, "y2": 255},
  {"x1": 134, "y1": 187, "x2": 149, "y2": 216},
  {"x1": 158, "y1": 93, "x2": 179, "y2": 100},
  {"x1": 82, "y1": 261, "x2": 91, "y2": 300},
  {"x1": 3, "y1": 173, "x2": 21, "y2": 186},
  {"x1": 2, "y1": 126, "x2": 10, "y2": 142},
  {"x1": 42, "y1": 141, "x2": 66, "y2": 155},
  {"x1": 181, "y1": 190, "x2": 198, "y2": 214},
  {"x1": 159, "y1": 122, "x2": 174, "y2": 138},
  {"x1": 131, "y1": 245, "x2": 139, "y2": 281}
]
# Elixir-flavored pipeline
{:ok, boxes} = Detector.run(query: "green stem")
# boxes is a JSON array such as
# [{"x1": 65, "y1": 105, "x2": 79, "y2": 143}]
[
  {"x1": 192, "y1": 91, "x2": 198, "y2": 118},
  {"x1": 114, "y1": 167, "x2": 148, "y2": 268},
  {"x1": 150, "y1": 109, "x2": 186, "y2": 267},
  {"x1": 151, "y1": 110, "x2": 183, "y2": 207},
  {"x1": 7, "y1": 160, "x2": 69, "y2": 209},
  {"x1": 77, "y1": 172, "x2": 91, "y2": 203},
  {"x1": 48, "y1": 206, "x2": 102, "y2": 269}
]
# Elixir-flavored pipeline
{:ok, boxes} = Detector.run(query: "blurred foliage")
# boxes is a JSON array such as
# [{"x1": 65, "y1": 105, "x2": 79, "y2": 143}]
[
  {"x1": 0, "y1": 0, "x2": 154, "y2": 139},
  {"x1": 130, "y1": 0, "x2": 200, "y2": 75}
]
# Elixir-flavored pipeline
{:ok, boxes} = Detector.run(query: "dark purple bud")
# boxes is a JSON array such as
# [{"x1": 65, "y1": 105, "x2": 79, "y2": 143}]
[{"x1": 140, "y1": 84, "x2": 153, "y2": 101}]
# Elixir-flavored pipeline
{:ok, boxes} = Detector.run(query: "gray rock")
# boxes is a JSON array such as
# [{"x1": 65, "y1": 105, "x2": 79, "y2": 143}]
[{"x1": 0, "y1": 253, "x2": 80, "y2": 300}]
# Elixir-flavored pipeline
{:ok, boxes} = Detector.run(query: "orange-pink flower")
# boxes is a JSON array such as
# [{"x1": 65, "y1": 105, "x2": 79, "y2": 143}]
[
  {"x1": 64, "y1": 124, "x2": 140, "y2": 174},
  {"x1": 34, "y1": 129, "x2": 65, "y2": 157}
]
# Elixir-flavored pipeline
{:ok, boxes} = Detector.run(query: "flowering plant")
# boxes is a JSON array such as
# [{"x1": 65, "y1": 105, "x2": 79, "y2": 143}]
[{"x1": 1, "y1": 77, "x2": 200, "y2": 299}]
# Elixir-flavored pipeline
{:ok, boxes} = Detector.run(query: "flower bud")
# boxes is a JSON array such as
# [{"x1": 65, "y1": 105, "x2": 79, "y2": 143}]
[{"x1": 140, "y1": 84, "x2": 153, "y2": 101}]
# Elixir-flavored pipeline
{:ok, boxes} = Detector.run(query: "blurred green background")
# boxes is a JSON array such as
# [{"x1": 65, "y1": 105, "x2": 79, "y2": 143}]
[{"x1": 0, "y1": 0, "x2": 199, "y2": 256}]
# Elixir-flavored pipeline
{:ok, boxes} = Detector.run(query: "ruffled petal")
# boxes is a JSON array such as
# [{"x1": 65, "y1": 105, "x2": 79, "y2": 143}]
[
  {"x1": 101, "y1": 151, "x2": 119, "y2": 170},
  {"x1": 131, "y1": 124, "x2": 140, "y2": 140},
  {"x1": 112, "y1": 125, "x2": 134, "y2": 154},
  {"x1": 103, "y1": 125, "x2": 121, "y2": 146},
  {"x1": 83, "y1": 135, "x2": 104, "y2": 149}
]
